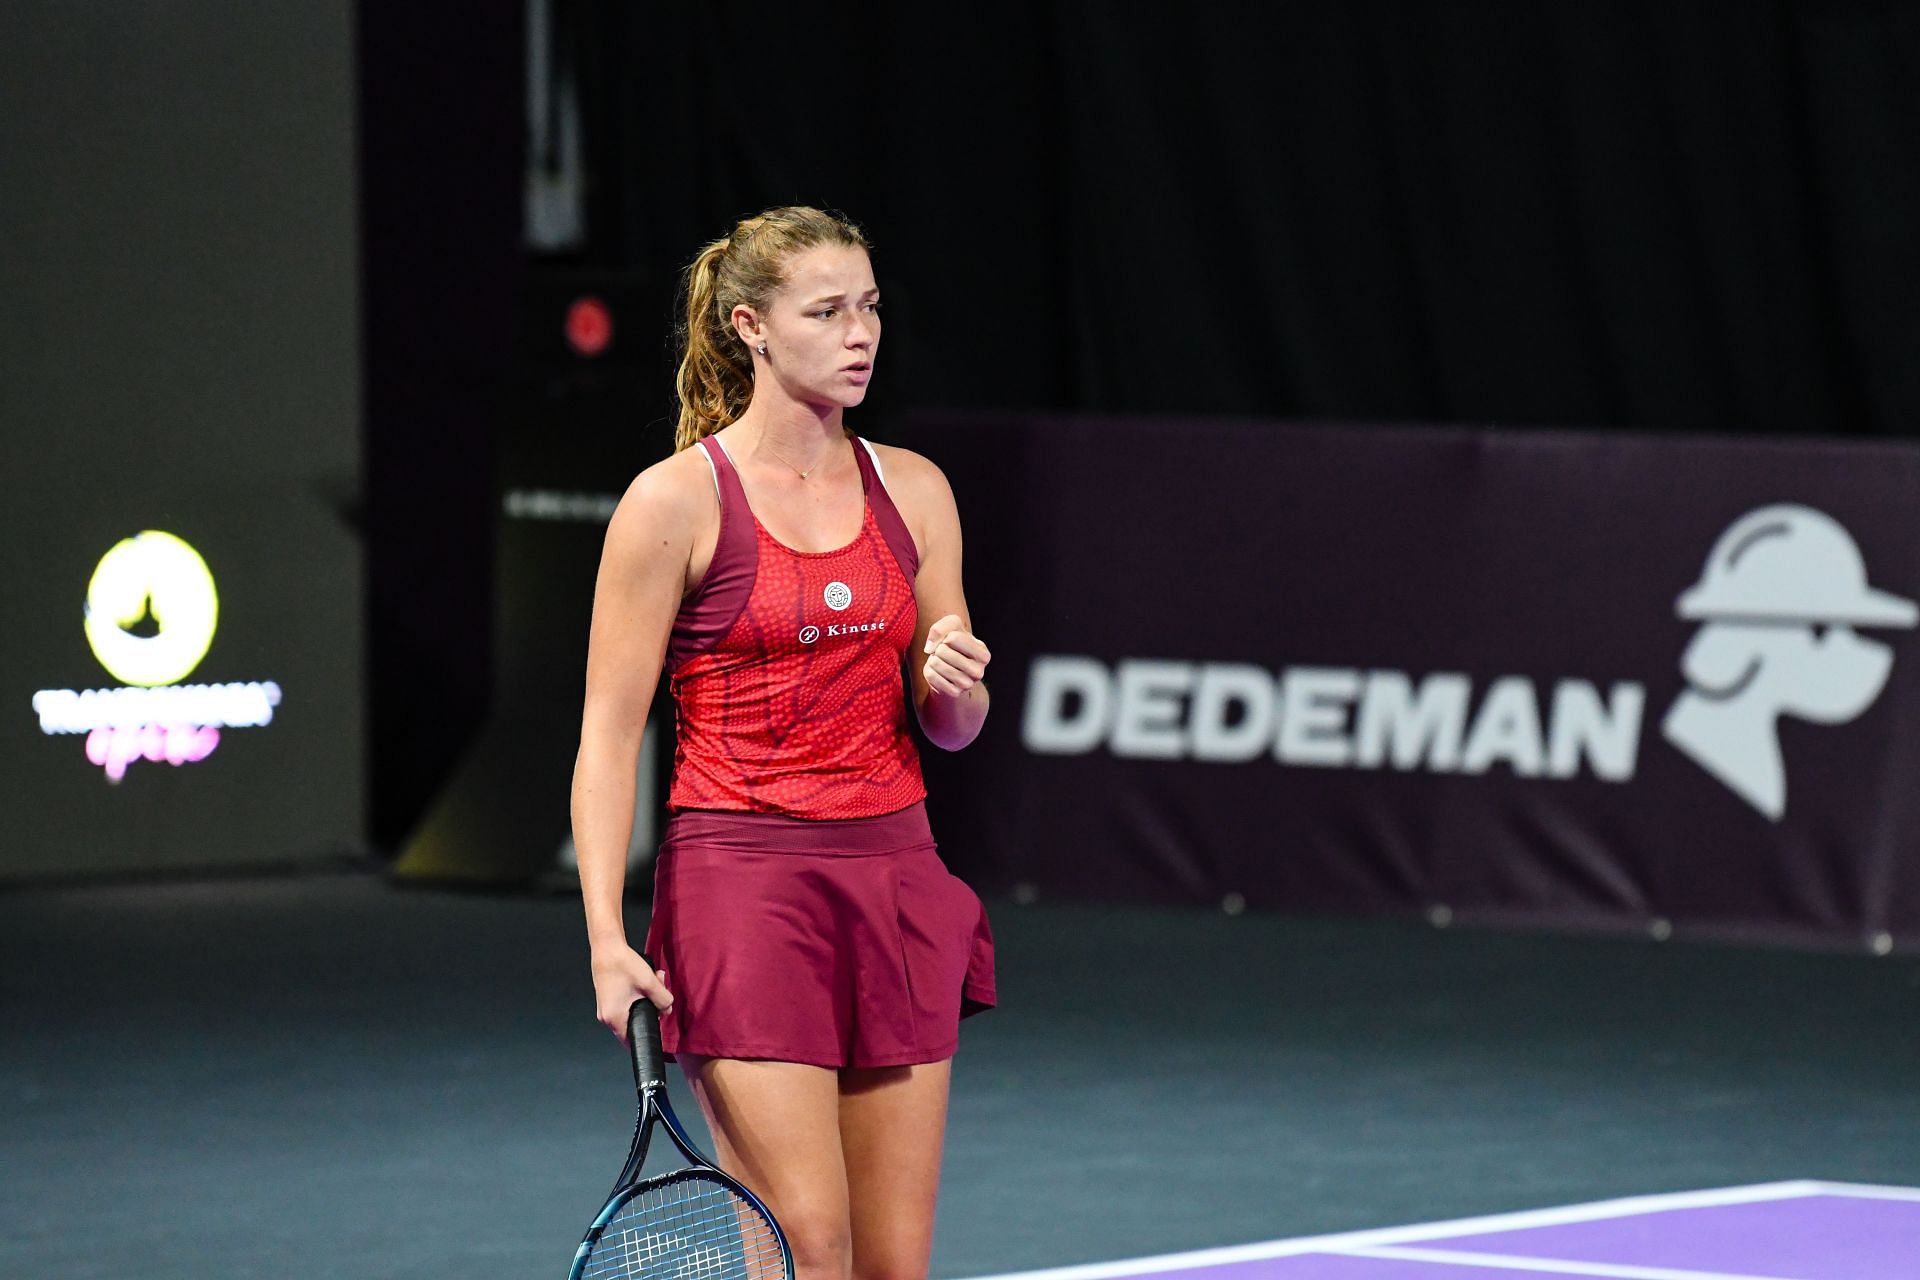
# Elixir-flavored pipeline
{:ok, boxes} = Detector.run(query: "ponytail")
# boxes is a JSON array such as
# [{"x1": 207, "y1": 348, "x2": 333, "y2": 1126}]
[
  {"x1": 670, "y1": 207, "x2": 872, "y2": 451},
  {"x1": 673, "y1": 236, "x2": 753, "y2": 451}
]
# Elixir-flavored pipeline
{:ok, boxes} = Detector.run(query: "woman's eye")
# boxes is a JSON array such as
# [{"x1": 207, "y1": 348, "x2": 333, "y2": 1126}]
[
  {"x1": 864, "y1": 301, "x2": 882, "y2": 313},
  {"x1": 814, "y1": 308, "x2": 836, "y2": 319}
]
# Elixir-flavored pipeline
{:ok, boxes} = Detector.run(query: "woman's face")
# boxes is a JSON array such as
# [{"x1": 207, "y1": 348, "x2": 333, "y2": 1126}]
[{"x1": 740, "y1": 244, "x2": 881, "y2": 412}]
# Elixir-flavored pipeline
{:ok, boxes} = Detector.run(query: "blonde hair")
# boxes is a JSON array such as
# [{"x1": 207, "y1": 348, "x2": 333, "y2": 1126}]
[{"x1": 673, "y1": 206, "x2": 872, "y2": 451}]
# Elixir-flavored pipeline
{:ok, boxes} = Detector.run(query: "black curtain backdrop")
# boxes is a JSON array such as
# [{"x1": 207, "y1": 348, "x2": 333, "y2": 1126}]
[
  {"x1": 560, "y1": 0, "x2": 1917, "y2": 440},
  {"x1": 359, "y1": 1, "x2": 524, "y2": 850}
]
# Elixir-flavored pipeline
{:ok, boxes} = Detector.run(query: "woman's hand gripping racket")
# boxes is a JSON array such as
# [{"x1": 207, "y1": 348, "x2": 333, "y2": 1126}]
[{"x1": 569, "y1": 997, "x2": 793, "y2": 1280}]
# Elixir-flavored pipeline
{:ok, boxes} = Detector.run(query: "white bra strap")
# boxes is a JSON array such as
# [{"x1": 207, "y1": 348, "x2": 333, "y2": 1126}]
[
  {"x1": 698, "y1": 439, "x2": 721, "y2": 500},
  {"x1": 857, "y1": 437, "x2": 889, "y2": 488}
]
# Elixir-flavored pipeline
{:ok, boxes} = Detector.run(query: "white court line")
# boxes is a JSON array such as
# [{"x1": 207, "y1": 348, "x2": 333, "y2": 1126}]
[
  {"x1": 1800, "y1": 1179, "x2": 1920, "y2": 1203},
  {"x1": 1343, "y1": 1244, "x2": 1795, "y2": 1280},
  {"x1": 957, "y1": 1181, "x2": 1891, "y2": 1280}
]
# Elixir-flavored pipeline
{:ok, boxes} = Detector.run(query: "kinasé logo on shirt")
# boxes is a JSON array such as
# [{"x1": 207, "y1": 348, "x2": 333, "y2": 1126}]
[{"x1": 797, "y1": 619, "x2": 888, "y2": 645}]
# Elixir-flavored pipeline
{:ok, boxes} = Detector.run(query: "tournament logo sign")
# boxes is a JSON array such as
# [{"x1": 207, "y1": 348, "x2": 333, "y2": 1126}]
[
  {"x1": 83, "y1": 530, "x2": 219, "y2": 686},
  {"x1": 30, "y1": 531, "x2": 283, "y2": 782}
]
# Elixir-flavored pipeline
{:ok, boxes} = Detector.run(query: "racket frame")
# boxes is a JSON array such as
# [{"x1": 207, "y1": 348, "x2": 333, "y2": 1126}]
[{"x1": 567, "y1": 997, "x2": 795, "y2": 1280}]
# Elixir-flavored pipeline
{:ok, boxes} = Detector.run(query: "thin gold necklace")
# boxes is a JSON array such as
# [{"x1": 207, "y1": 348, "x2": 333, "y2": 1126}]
[{"x1": 755, "y1": 434, "x2": 839, "y2": 481}]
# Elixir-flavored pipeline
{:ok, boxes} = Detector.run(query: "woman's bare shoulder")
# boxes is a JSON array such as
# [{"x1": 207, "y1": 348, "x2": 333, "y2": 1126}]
[
  {"x1": 867, "y1": 441, "x2": 955, "y2": 507},
  {"x1": 606, "y1": 444, "x2": 718, "y2": 551}
]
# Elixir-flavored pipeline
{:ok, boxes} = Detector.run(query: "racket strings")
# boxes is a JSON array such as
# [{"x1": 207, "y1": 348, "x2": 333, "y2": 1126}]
[{"x1": 583, "y1": 1173, "x2": 785, "y2": 1280}]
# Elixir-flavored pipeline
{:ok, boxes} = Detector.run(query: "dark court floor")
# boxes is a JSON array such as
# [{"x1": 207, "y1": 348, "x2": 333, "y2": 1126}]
[{"x1": 3, "y1": 870, "x2": 1918, "y2": 1279}]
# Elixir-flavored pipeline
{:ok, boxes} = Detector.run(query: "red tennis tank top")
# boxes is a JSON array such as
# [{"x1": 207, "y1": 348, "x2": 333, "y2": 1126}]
[{"x1": 665, "y1": 435, "x2": 927, "y2": 819}]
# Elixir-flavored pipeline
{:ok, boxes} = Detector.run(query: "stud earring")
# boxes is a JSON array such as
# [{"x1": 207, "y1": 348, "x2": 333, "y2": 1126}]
[{"x1": 757, "y1": 342, "x2": 767, "y2": 356}]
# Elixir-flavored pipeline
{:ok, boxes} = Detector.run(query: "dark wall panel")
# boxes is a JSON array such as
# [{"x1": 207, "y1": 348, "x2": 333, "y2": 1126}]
[{"x1": 1, "y1": 3, "x2": 364, "y2": 877}]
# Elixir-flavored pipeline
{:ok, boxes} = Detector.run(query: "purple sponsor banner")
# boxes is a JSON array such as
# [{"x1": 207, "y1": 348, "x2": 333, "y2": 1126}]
[{"x1": 903, "y1": 414, "x2": 1920, "y2": 948}]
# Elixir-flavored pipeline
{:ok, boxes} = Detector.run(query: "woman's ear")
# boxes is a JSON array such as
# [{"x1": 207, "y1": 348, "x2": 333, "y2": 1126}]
[{"x1": 732, "y1": 303, "x2": 762, "y2": 351}]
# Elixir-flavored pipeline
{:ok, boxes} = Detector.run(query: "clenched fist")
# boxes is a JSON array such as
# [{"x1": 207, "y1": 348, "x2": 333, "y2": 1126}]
[{"x1": 923, "y1": 614, "x2": 991, "y2": 697}]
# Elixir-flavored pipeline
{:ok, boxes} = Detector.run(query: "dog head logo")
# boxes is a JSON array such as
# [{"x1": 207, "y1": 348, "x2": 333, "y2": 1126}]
[{"x1": 1661, "y1": 504, "x2": 1915, "y2": 819}]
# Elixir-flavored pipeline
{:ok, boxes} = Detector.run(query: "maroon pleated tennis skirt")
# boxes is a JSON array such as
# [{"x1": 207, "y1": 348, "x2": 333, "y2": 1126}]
[{"x1": 642, "y1": 800, "x2": 996, "y2": 1069}]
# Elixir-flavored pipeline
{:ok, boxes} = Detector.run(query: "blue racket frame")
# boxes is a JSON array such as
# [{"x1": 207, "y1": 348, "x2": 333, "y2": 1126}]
[{"x1": 567, "y1": 996, "x2": 795, "y2": 1280}]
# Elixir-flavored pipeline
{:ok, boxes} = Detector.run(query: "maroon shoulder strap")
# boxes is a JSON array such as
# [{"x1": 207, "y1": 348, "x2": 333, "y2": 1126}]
[
  {"x1": 666, "y1": 438, "x2": 758, "y2": 671},
  {"x1": 854, "y1": 438, "x2": 920, "y2": 581}
]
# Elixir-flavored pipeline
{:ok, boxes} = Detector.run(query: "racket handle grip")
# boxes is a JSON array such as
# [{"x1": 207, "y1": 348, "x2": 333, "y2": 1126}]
[{"x1": 628, "y1": 996, "x2": 667, "y2": 1091}]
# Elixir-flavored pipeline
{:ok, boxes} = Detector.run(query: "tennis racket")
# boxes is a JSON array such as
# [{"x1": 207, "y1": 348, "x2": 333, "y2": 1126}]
[{"x1": 568, "y1": 996, "x2": 794, "y2": 1280}]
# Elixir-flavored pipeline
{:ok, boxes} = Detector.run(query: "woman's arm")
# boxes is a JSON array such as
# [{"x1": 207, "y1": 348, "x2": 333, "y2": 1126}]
[
  {"x1": 572, "y1": 457, "x2": 704, "y2": 1035},
  {"x1": 886, "y1": 448, "x2": 992, "y2": 751}
]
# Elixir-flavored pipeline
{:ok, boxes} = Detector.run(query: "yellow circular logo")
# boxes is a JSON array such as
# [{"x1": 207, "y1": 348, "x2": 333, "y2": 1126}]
[{"x1": 84, "y1": 531, "x2": 219, "y2": 687}]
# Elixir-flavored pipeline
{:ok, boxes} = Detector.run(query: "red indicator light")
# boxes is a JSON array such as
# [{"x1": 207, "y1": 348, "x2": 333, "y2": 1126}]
[{"x1": 566, "y1": 296, "x2": 613, "y2": 357}]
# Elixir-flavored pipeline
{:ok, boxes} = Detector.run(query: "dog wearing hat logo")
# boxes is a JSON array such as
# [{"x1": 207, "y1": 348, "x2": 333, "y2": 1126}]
[{"x1": 1662, "y1": 504, "x2": 1916, "y2": 820}]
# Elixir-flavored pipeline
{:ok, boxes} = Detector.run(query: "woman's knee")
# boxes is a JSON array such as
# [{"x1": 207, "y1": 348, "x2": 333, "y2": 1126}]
[{"x1": 779, "y1": 1203, "x2": 852, "y2": 1278}]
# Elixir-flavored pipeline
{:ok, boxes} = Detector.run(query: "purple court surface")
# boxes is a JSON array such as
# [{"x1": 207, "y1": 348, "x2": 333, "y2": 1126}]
[{"x1": 965, "y1": 1183, "x2": 1920, "y2": 1280}]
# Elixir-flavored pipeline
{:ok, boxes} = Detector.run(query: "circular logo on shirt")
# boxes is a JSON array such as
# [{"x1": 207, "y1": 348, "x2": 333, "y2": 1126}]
[
  {"x1": 823, "y1": 581, "x2": 853, "y2": 611},
  {"x1": 798, "y1": 625, "x2": 820, "y2": 644}
]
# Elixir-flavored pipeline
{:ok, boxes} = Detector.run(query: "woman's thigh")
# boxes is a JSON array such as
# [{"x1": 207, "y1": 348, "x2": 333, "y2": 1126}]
[
  {"x1": 838, "y1": 1060, "x2": 952, "y2": 1280},
  {"x1": 680, "y1": 1054, "x2": 850, "y2": 1280}
]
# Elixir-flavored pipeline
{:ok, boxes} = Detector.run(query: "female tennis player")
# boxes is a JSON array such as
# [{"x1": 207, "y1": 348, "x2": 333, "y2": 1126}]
[{"x1": 571, "y1": 205, "x2": 996, "y2": 1280}]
